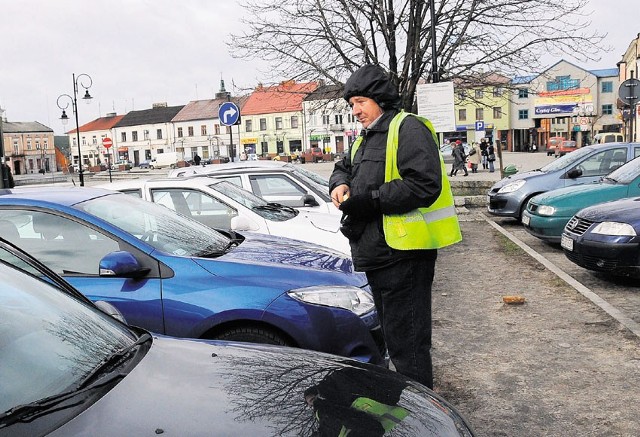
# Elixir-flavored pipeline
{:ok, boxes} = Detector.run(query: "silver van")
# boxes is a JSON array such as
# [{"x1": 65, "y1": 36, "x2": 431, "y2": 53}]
[{"x1": 487, "y1": 142, "x2": 640, "y2": 220}]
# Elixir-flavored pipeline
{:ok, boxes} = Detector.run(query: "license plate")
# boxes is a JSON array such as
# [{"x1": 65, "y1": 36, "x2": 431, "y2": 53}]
[
  {"x1": 561, "y1": 234, "x2": 573, "y2": 251},
  {"x1": 521, "y1": 214, "x2": 530, "y2": 226}
]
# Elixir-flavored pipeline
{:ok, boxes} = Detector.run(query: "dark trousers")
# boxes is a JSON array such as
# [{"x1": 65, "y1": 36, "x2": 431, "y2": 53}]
[{"x1": 365, "y1": 253, "x2": 436, "y2": 389}]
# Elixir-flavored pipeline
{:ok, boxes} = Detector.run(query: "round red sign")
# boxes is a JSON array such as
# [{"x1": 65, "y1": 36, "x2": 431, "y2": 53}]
[{"x1": 102, "y1": 137, "x2": 113, "y2": 148}]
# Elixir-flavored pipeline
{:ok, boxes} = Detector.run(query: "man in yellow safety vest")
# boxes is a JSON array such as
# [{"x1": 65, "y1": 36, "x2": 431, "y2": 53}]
[{"x1": 330, "y1": 64, "x2": 461, "y2": 389}]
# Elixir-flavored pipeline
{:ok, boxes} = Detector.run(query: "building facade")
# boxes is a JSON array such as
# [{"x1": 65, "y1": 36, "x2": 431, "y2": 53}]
[
  {"x1": 617, "y1": 33, "x2": 640, "y2": 142},
  {"x1": 2, "y1": 121, "x2": 55, "y2": 175}
]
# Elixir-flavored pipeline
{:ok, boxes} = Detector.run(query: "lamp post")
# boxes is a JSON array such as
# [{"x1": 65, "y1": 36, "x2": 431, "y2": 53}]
[{"x1": 57, "y1": 73, "x2": 93, "y2": 186}]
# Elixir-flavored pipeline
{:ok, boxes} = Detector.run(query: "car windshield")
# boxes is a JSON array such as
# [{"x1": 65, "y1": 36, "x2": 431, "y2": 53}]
[
  {"x1": 0, "y1": 259, "x2": 136, "y2": 414},
  {"x1": 604, "y1": 155, "x2": 640, "y2": 184},
  {"x1": 209, "y1": 179, "x2": 298, "y2": 220},
  {"x1": 540, "y1": 146, "x2": 594, "y2": 172},
  {"x1": 75, "y1": 193, "x2": 232, "y2": 257},
  {"x1": 283, "y1": 164, "x2": 332, "y2": 201}
]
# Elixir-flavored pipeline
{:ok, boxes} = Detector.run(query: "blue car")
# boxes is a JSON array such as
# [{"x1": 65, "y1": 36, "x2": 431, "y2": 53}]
[{"x1": 0, "y1": 187, "x2": 385, "y2": 364}]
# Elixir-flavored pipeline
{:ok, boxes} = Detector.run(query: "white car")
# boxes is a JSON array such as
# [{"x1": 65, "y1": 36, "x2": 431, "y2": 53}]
[
  {"x1": 97, "y1": 176, "x2": 350, "y2": 254},
  {"x1": 167, "y1": 160, "x2": 341, "y2": 215}
]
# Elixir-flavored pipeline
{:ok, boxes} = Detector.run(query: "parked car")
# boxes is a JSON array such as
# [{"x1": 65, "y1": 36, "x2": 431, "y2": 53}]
[
  {"x1": 561, "y1": 196, "x2": 640, "y2": 277},
  {"x1": 546, "y1": 136, "x2": 564, "y2": 156},
  {"x1": 168, "y1": 160, "x2": 340, "y2": 215},
  {"x1": 98, "y1": 177, "x2": 349, "y2": 254},
  {"x1": 0, "y1": 251, "x2": 475, "y2": 436},
  {"x1": 138, "y1": 159, "x2": 152, "y2": 169},
  {"x1": 594, "y1": 132, "x2": 625, "y2": 144},
  {"x1": 555, "y1": 140, "x2": 578, "y2": 157},
  {"x1": 111, "y1": 160, "x2": 132, "y2": 171},
  {"x1": 487, "y1": 142, "x2": 640, "y2": 221},
  {"x1": 0, "y1": 187, "x2": 385, "y2": 364},
  {"x1": 150, "y1": 151, "x2": 180, "y2": 169},
  {"x1": 522, "y1": 155, "x2": 640, "y2": 242}
]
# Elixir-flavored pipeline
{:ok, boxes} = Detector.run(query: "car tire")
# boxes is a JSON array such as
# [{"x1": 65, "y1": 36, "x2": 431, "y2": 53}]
[{"x1": 214, "y1": 326, "x2": 291, "y2": 346}]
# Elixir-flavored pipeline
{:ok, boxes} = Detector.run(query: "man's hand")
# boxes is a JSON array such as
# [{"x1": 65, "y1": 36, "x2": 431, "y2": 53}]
[
  {"x1": 330, "y1": 184, "x2": 351, "y2": 208},
  {"x1": 339, "y1": 192, "x2": 380, "y2": 221}
]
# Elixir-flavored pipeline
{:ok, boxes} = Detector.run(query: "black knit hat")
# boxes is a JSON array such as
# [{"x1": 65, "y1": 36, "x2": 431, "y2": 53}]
[{"x1": 343, "y1": 64, "x2": 401, "y2": 109}]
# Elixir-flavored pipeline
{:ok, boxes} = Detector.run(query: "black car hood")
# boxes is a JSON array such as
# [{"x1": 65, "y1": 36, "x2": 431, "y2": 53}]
[
  {"x1": 51, "y1": 336, "x2": 472, "y2": 436},
  {"x1": 578, "y1": 197, "x2": 640, "y2": 223}
]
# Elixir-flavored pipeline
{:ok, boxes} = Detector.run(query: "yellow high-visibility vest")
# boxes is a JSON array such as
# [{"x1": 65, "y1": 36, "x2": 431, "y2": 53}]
[{"x1": 350, "y1": 111, "x2": 461, "y2": 249}]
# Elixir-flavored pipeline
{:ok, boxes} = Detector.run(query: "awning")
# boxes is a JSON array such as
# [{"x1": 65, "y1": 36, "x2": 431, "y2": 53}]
[{"x1": 117, "y1": 147, "x2": 128, "y2": 153}]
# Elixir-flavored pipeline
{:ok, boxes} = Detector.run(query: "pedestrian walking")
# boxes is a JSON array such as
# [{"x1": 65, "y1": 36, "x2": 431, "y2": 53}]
[
  {"x1": 450, "y1": 140, "x2": 468, "y2": 176},
  {"x1": 329, "y1": 64, "x2": 461, "y2": 389},
  {"x1": 1, "y1": 163, "x2": 15, "y2": 188},
  {"x1": 468, "y1": 142, "x2": 481, "y2": 173},
  {"x1": 487, "y1": 141, "x2": 496, "y2": 172},
  {"x1": 193, "y1": 153, "x2": 202, "y2": 166},
  {"x1": 480, "y1": 139, "x2": 489, "y2": 170}
]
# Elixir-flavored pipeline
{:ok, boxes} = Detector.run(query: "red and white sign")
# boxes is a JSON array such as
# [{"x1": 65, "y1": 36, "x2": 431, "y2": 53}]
[{"x1": 102, "y1": 137, "x2": 113, "y2": 149}]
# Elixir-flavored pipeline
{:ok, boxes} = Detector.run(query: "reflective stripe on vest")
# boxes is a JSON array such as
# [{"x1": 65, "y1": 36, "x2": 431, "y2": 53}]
[{"x1": 351, "y1": 111, "x2": 462, "y2": 250}]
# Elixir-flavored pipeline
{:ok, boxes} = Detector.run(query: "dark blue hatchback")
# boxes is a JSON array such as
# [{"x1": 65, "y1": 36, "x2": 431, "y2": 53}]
[{"x1": 0, "y1": 187, "x2": 385, "y2": 364}]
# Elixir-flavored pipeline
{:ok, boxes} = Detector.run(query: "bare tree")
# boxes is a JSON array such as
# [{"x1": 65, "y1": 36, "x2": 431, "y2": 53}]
[{"x1": 229, "y1": 0, "x2": 606, "y2": 111}]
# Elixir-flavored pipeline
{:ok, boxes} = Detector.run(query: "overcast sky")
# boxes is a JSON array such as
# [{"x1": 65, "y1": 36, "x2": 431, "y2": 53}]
[{"x1": 0, "y1": 0, "x2": 635, "y2": 134}]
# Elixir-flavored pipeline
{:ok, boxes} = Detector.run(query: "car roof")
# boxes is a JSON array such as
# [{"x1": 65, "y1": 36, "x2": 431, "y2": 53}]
[
  {"x1": 98, "y1": 176, "x2": 224, "y2": 190},
  {"x1": 0, "y1": 186, "x2": 115, "y2": 206},
  {"x1": 169, "y1": 161, "x2": 295, "y2": 177}
]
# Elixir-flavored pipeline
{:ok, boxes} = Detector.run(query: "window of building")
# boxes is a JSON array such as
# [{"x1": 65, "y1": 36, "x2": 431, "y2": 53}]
[
  {"x1": 291, "y1": 116, "x2": 299, "y2": 129},
  {"x1": 493, "y1": 107, "x2": 502, "y2": 119},
  {"x1": 157, "y1": 129, "x2": 163, "y2": 140},
  {"x1": 493, "y1": 87, "x2": 503, "y2": 97},
  {"x1": 132, "y1": 131, "x2": 138, "y2": 142},
  {"x1": 35, "y1": 141, "x2": 40, "y2": 150},
  {"x1": 27, "y1": 140, "x2": 32, "y2": 150},
  {"x1": 121, "y1": 132, "x2": 127, "y2": 142},
  {"x1": 518, "y1": 109, "x2": 529, "y2": 120},
  {"x1": 13, "y1": 140, "x2": 18, "y2": 155},
  {"x1": 518, "y1": 88, "x2": 529, "y2": 98},
  {"x1": 347, "y1": 113, "x2": 356, "y2": 123},
  {"x1": 187, "y1": 126, "x2": 194, "y2": 137},
  {"x1": 245, "y1": 119, "x2": 253, "y2": 132},
  {"x1": 475, "y1": 108, "x2": 484, "y2": 120},
  {"x1": 177, "y1": 127, "x2": 183, "y2": 138},
  {"x1": 92, "y1": 135, "x2": 97, "y2": 145},
  {"x1": 260, "y1": 118, "x2": 267, "y2": 131},
  {"x1": 143, "y1": 130, "x2": 149, "y2": 140},
  {"x1": 547, "y1": 75, "x2": 579, "y2": 92},
  {"x1": 458, "y1": 90, "x2": 466, "y2": 100},
  {"x1": 43, "y1": 140, "x2": 48, "y2": 149},
  {"x1": 458, "y1": 109, "x2": 467, "y2": 121},
  {"x1": 214, "y1": 124, "x2": 221, "y2": 135},
  {"x1": 201, "y1": 125, "x2": 207, "y2": 136},
  {"x1": 275, "y1": 117, "x2": 283, "y2": 130},
  {"x1": 475, "y1": 89, "x2": 483, "y2": 99},
  {"x1": 322, "y1": 113, "x2": 330, "y2": 125},
  {"x1": 602, "y1": 104, "x2": 613, "y2": 115},
  {"x1": 601, "y1": 81, "x2": 613, "y2": 93},
  {"x1": 334, "y1": 114, "x2": 343, "y2": 125}
]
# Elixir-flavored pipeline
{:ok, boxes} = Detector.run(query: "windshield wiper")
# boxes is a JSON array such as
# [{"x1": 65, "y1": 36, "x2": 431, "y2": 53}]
[
  {"x1": 0, "y1": 333, "x2": 151, "y2": 427},
  {"x1": 252, "y1": 202, "x2": 297, "y2": 214},
  {"x1": 603, "y1": 176, "x2": 618, "y2": 183}
]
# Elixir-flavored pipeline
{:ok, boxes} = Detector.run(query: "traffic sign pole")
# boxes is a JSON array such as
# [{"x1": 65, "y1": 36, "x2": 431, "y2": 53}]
[
  {"x1": 102, "y1": 137, "x2": 113, "y2": 183},
  {"x1": 218, "y1": 101, "x2": 240, "y2": 161}
]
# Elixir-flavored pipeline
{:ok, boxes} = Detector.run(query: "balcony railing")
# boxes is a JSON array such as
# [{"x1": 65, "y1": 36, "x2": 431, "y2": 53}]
[{"x1": 329, "y1": 124, "x2": 344, "y2": 131}]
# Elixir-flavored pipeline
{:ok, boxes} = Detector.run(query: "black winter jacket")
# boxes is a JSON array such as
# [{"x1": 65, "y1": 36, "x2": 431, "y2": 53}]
[{"x1": 329, "y1": 110, "x2": 442, "y2": 271}]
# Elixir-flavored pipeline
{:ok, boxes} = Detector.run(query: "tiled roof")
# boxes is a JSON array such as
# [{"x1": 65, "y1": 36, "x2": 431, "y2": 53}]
[
  {"x1": 114, "y1": 105, "x2": 185, "y2": 128},
  {"x1": 67, "y1": 113, "x2": 124, "y2": 134},
  {"x1": 172, "y1": 96, "x2": 248, "y2": 122},
  {"x1": 2, "y1": 121, "x2": 53, "y2": 133},
  {"x1": 304, "y1": 84, "x2": 343, "y2": 101},
  {"x1": 242, "y1": 81, "x2": 318, "y2": 115},
  {"x1": 511, "y1": 75, "x2": 536, "y2": 84}
]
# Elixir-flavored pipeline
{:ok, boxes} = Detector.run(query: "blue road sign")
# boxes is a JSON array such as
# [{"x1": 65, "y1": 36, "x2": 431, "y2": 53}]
[
  {"x1": 475, "y1": 120, "x2": 485, "y2": 131},
  {"x1": 218, "y1": 102, "x2": 240, "y2": 126}
]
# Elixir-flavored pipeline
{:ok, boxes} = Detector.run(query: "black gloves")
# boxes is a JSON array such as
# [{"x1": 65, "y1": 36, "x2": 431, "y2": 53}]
[{"x1": 339, "y1": 191, "x2": 380, "y2": 221}]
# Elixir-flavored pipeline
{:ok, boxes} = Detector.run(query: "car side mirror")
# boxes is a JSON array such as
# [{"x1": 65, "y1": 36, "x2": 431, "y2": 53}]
[
  {"x1": 99, "y1": 251, "x2": 150, "y2": 278},
  {"x1": 566, "y1": 168, "x2": 582, "y2": 179},
  {"x1": 301, "y1": 194, "x2": 319, "y2": 207},
  {"x1": 93, "y1": 300, "x2": 127, "y2": 324},
  {"x1": 230, "y1": 215, "x2": 259, "y2": 231}
]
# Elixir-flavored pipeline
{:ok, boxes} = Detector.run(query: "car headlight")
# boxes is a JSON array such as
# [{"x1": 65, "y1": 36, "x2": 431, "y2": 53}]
[
  {"x1": 288, "y1": 286, "x2": 375, "y2": 316},
  {"x1": 537, "y1": 205, "x2": 556, "y2": 216},
  {"x1": 591, "y1": 222, "x2": 637, "y2": 236},
  {"x1": 497, "y1": 179, "x2": 526, "y2": 194}
]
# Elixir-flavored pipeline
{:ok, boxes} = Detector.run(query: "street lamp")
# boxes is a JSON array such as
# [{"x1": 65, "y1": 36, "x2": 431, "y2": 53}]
[{"x1": 57, "y1": 73, "x2": 93, "y2": 186}]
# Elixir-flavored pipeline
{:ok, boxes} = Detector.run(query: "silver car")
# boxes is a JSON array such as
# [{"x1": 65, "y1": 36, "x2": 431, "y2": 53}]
[{"x1": 487, "y1": 142, "x2": 640, "y2": 220}]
